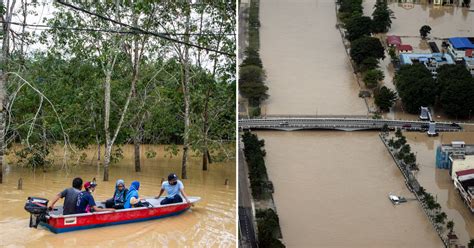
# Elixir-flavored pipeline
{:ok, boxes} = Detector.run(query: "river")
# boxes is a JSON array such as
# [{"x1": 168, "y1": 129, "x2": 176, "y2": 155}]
[
  {"x1": 255, "y1": 0, "x2": 466, "y2": 246},
  {"x1": 0, "y1": 145, "x2": 236, "y2": 247}
]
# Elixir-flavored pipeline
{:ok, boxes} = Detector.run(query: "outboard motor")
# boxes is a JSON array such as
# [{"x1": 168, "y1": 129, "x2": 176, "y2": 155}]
[{"x1": 24, "y1": 197, "x2": 49, "y2": 228}]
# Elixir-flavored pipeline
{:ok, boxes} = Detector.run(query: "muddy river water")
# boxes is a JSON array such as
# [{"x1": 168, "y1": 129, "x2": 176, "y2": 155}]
[
  {"x1": 0, "y1": 145, "x2": 236, "y2": 247},
  {"x1": 257, "y1": 0, "x2": 474, "y2": 246}
]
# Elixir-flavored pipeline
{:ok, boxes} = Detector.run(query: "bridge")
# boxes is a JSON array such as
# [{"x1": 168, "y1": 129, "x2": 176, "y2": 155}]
[{"x1": 239, "y1": 115, "x2": 462, "y2": 132}]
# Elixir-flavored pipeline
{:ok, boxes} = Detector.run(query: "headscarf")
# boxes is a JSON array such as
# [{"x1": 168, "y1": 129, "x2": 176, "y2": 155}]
[
  {"x1": 124, "y1": 181, "x2": 140, "y2": 208},
  {"x1": 113, "y1": 179, "x2": 126, "y2": 204}
]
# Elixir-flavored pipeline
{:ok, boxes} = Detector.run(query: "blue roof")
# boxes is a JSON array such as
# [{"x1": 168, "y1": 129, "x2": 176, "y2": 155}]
[{"x1": 448, "y1": 37, "x2": 474, "y2": 50}]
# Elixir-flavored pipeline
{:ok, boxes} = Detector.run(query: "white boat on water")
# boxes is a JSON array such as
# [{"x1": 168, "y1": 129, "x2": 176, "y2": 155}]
[{"x1": 389, "y1": 193, "x2": 407, "y2": 205}]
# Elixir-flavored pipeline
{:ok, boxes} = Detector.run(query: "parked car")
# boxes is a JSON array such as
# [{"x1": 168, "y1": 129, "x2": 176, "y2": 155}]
[
  {"x1": 402, "y1": 124, "x2": 411, "y2": 128},
  {"x1": 451, "y1": 122, "x2": 460, "y2": 128},
  {"x1": 279, "y1": 121, "x2": 289, "y2": 126}
]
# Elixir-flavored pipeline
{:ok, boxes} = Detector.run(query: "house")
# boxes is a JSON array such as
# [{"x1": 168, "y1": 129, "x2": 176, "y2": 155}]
[
  {"x1": 400, "y1": 53, "x2": 455, "y2": 76},
  {"x1": 397, "y1": 44, "x2": 413, "y2": 53},
  {"x1": 386, "y1": 35, "x2": 402, "y2": 47},
  {"x1": 447, "y1": 37, "x2": 474, "y2": 61}
]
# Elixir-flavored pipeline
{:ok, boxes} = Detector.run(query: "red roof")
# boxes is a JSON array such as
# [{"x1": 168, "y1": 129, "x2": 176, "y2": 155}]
[
  {"x1": 466, "y1": 49, "x2": 473, "y2": 57},
  {"x1": 387, "y1": 35, "x2": 402, "y2": 45},
  {"x1": 397, "y1": 44, "x2": 413, "y2": 51},
  {"x1": 456, "y1": 168, "x2": 474, "y2": 176}
]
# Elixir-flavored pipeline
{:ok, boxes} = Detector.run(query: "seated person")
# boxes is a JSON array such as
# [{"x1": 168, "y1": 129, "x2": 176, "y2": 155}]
[
  {"x1": 155, "y1": 173, "x2": 190, "y2": 205},
  {"x1": 105, "y1": 179, "x2": 128, "y2": 209},
  {"x1": 49, "y1": 177, "x2": 82, "y2": 215},
  {"x1": 76, "y1": 181, "x2": 115, "y2": 213},
  {"x1": 124, "y1": 181, "x2": 141, "y2": 208}
]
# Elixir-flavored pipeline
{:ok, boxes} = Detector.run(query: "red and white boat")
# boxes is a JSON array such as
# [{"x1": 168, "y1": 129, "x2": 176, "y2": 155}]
[{"x1": 24, "y1": 196, "x2": 200, "y2": 233}]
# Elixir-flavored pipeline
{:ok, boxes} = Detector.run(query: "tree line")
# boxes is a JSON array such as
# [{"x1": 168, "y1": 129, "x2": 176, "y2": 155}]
[
  {"x1": 338, "y1": 0, "x2": 398, "y2": 112},
  {"x1": 1, "y1": 1, "x2": 236, "y2": 182},
  {"x1": 239, "y1": 0, "x2": 268, "y2": 117},
  {"x1": 395, "y1": 64, "x2": 474, "y2": 118}
]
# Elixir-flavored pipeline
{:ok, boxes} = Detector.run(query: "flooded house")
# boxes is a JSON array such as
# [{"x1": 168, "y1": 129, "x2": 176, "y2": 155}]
[
  {"x1": 400, "y1": 52, "x2": 455, "y2": 75},
  {"x1": 447, "y1": 37, "x2": 474, "y2": 61}
]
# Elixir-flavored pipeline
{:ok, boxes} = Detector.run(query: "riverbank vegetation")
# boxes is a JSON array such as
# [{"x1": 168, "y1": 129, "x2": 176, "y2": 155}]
[
  {"x1": 256, "y1": 209, "x2": 285, "y2": 248},
  {"x1": 337, "y1": 0, "x2": 396, "y2": 112},
  {"x1": 0, "y1": 1, "x2": 235, "y2": 182},
  {"x1": 242, "y1": 131, "x2": 284, "y2": 247},
  {"x1": 239, "y1": 0, "x2": 268, "y2": 117}
]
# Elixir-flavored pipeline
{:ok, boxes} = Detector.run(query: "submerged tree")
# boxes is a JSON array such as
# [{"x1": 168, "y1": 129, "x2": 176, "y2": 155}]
[
  {"x1": 419, "y1": 25, "x2": 432, "y2": 39},
  {"x1": 374, "y1": 86, "x2": 397, "y2": 112}
]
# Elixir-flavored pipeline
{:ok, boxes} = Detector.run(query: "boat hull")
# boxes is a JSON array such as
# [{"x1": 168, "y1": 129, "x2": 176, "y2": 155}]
[{"x1": 40, "y1": 197, "x2": 199, "y2": 233}]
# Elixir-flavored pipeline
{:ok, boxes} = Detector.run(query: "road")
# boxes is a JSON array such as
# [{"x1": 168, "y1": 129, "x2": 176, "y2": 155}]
[
  {"x1": 238, "y1": 148, "x2": 258, "y2": 248},
  {"x1": 239, "y1": 117, "x2": 462, "y2": 132}
]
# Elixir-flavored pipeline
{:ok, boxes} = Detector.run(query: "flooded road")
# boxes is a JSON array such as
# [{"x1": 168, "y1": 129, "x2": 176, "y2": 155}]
[
  {"x1": 406, "y1": 132, "x2": 474, "y2": 245},
  {"x1": 259, "y1": 0, "x2": 367, "y2": 116},
  {"x1": 0, "y1": 145, "x2": 236, "y2": 247},
  {"x1": 257, "y1": 131, "x2": 443, "y2": 247}
]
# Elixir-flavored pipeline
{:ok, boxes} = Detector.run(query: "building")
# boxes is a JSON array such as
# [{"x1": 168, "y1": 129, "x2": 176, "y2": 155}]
[
  {"x1": 465, "y1": 50, "x2": 474, "y2": 76},
  {"x1": 387, "y1": 35, "x2": 402, "y2": 47},
  {"x1": 447, "y1": 37, "x2": 474, "y2": 61},
  {"x1": 400, "y1": 53, "x2": 455, "y2": 75},
  {"x1": 397, "y1": 44, "x2": 413, "y2": 53}
]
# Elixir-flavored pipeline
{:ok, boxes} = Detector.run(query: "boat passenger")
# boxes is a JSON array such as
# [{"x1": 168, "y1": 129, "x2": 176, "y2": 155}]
[
  {"x1": 155, "y1": 173, "x2": 190, "y2": 205},
  {"x1": 105, "y1": 179, "x2": 128, "y2": 209},
  {"x1": 49, "y1": 177, "x2": 83, "y2": 215},
  {"x1": 76, "y1": 181, "x2": 115, "y2": 213},
  {"x1": 124, "y1": 181, "x2": 141, "y2": 208}
]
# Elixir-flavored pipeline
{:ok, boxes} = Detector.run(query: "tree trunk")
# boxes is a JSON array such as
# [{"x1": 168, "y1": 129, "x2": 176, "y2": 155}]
[
  {"x1": 103, "y1": 67, "x2": 112, "y2": 181},
  {"x1": 134, "y1": 137, "x2": 141, "y2": 172},
  {"x1": 202, "y1": 88, "x2": 210, "y2": 171},
  {"x1": 0, "y1": 0, "x2": 15, "y2": 183},
  {"x1": 181, "y1": 7, "x2": 191, "y2": 179}
]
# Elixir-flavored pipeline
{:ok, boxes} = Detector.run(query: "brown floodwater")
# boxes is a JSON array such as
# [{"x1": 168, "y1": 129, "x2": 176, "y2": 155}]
[
  {"x1": 253, "y1": 0, "x2": 467, "y2": 247},
  {"x1": 406, "y1": 132, "x2": 474, "y2": 245},
  {"x1": 259, "y1": 0, "x2": 367, "y2": 116},
  {"x1": 0, "y1": 145, "x2": 236, "y2": 247},
  {"x1": 257, "y1": 131, "x2": 443, "y2": 247}
]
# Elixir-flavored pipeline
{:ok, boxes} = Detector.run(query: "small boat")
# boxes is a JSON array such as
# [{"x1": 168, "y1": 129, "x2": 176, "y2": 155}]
[
  {"x1": 389, "y1": 193, "x2": 407, "y2": 205},
  {"x1": 24, "y1": 196, "x2": 200, "y2": 233}
]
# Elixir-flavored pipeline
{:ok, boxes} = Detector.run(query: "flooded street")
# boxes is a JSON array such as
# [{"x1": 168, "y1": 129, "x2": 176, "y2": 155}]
[
  {"x1": 406, "y1": 132, "x2": 474, "y2": 245},
  {"x1": 257, "y1": 131, "x2": 443, "y2": 247},
  {"x1": 259, "y1": 0, "x2": 367, "y2": 116},
  {"x1": 0, "y1": 145, "x2": 236, "y2": 247}
]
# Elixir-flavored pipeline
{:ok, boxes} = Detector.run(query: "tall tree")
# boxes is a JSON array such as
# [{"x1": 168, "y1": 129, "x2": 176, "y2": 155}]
[
  {"x1": 371, "y1": 0, "x2": 394, "y2": 33},
  {"x1": 395, "y1": 64, "x2": 436, "y2": 114},
  {"x1": 345, "y1": 16, "x2": 372, "y2": 41},
  {"x1": 350, "y1": 36, "x2": 385, "y2": 65}
]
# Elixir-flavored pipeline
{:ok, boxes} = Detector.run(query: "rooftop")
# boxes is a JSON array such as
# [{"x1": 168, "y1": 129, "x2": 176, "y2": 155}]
[
  {"x1": 397, "y1": 44, "x2": 413, "y2": 51},
  {"x1": 448, "y1": 37, "x2": 474, "y2": 50},
  {"x1": 387, "y1": 35, "x2": 401, "y2": 45}
]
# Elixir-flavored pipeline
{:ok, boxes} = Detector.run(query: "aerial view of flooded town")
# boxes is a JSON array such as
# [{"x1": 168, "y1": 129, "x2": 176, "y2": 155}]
[{"x1": 238, "y1": 0, "x2": 474, "y2": 247}]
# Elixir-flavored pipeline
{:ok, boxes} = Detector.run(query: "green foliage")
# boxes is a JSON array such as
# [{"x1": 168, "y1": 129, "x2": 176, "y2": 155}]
[
  {"x1": 256, "y1": 209, "x2": 285, "y2": 248},
  {"x1": 350, "y1": 37, "x2": 385, "y2": 65},
  {"x1": 242, "y1": 47, "x2": 263, "y2": 68},
  {"x1": 375, "y1": 86, "x2": 397, "y2": 112},
  {"x1": 371, "y1": 0, "x2": 394, "y2": 33},
  {"x1": 469, "y1": 239, "x2": 474, "y2": 248},
  {"x1": 239, "y1": 65, "x2": 268, "y2": 106},
  {"x1": 359, "y1": 57, "x2": 380, "y2": 72},
  {"x1": 394, "y1": 64, "x2": 436, "y2": 114},
  {"x1": 338, "y1": 0, "x2": 363, "y2": 15},
  {"x1": 242, "y1": 131, "x2": 269, "y2": 199},
  {"x1": 363, "y1": 69, "x2": 384, "y2": 88},
  {"x1": 145, "y1": 149, "x2": 157, "y2": 159},
  {"x1": 346, "y1": 16, "x2": 373, "y2": 41},
  {"x1": 446, "y1": 220, "x2": 454, "y2": 233},
  {"x1": 15, "y1": 143, "x2": 53, "y2": 171},
  {"x1": 419, "y1": 25, "x2": 432, "y2": 39},
  {"x1": 435, "y1": 212, "x2": 447, "y2": 224},
  {"x1": 437, "y1": 64, "x2": 474, "y2": 118}
]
